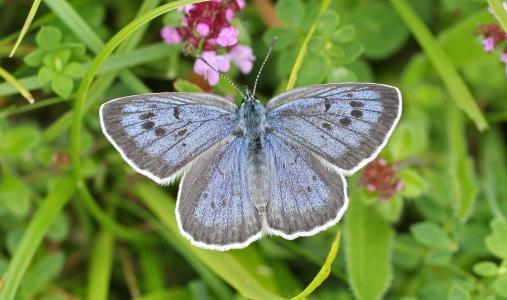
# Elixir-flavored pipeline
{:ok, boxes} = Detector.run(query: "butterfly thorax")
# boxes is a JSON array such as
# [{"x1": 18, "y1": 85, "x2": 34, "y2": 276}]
[
  {"x1": 239, "y1": 97, "x2": 270, "y2": 218},
  {"x1": 239, "y1": 99, "x2": 267, "y2": 138}
]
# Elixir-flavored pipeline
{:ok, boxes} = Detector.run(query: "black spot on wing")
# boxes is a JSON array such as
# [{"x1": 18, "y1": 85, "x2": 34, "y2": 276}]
[
  {"x1": 154, "y1": 127, "x2": 166, "y2": 136},
  {"x1": 142, "y1": 121, "x2": 155, "y2": 130},
  {"x1": 139, "y1": 112, "x2": 155, "y2": 120},
  {"x1": 173, "y1": 107, "x2": 181, "y2": 119},
  {"x1": 351, "y1": 110, "x2": 363, "y2": 118},
  {"x1": 322, "y1": 122, "x2": 332, "y2": 130},
  {"x1": 340, "y1": 118, "x2": 351, "y2": 126},
  {"x1": 349, "y1": 101, "x2": 364, "y2": 108},
  {"x1": 176, "y1": 129, "x2": 187, "y2": 136},
  {"x1": 324, "y1": 99, "x2": 331, "y2": 112}
]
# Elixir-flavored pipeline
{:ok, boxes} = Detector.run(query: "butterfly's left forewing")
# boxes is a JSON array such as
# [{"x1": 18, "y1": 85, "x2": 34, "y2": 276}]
[
  {"x1": 266, "y1": 83, "x2": 401, "y2": 175},
  {"x1": 177, "y1": 136, "x2": 262, "y2": 250},
  {"x1": 100, "y1": 93, "x2": 238, "y2": 184}
]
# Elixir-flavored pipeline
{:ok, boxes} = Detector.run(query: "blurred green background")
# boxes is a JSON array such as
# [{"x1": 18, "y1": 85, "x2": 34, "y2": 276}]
[{"x1": 1, "y1": 0, "x2": 507, "y2": 299}]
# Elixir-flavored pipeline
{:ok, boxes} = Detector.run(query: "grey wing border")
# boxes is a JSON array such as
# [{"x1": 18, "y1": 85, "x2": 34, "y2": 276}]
[
  {"x1": 99, "y1": 92, "x2": 238, "y2": 185},
  {"x1": 267, "y1": 82, "x2": 403, "y2": 176}
]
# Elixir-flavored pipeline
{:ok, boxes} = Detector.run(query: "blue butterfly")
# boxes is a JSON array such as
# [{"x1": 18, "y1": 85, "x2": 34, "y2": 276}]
[
  {"x1": 100, "y1": 41, "x2": 401, "y2": 251},
  {"x1": 100, "y1": 81, "x2": 401, "y2": 251}
]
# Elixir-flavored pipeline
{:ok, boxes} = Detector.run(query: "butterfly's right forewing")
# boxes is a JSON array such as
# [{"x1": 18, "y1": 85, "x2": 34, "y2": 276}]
[{"x1": 100, "y1": 93, "x2": 239, "y2": 184}]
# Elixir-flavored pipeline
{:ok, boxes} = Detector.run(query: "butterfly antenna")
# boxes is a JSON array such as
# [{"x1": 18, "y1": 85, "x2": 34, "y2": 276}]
[
  {"x1": 252, "y1": 37, "x2": 278, "y2": 96},
  {"x1": 196, "y1": 56, "x2": 245, "y2": 98}
]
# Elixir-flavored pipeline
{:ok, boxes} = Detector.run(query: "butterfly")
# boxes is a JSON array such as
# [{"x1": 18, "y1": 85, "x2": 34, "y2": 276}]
[{"x1": 99, "y1": 81, "x2": 402, "y2": 251}]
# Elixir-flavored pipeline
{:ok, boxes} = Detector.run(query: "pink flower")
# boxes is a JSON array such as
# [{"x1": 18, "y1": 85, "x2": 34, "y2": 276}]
[
  {"x1": 225, "y1": 8, "x2": 235, "y2": 21},
  {"x1": 217, "y1": 26, "x2": 239, "y2": 47},
  {"x1": 161, "y1": 27, "x2": 181, "y2": 44},
  {"x1": 482, "y1": 37, "x2": 496, "y2": 52},
  {"x1": 229, "y1": 44, "x2": 255, "y2": 74},
  {"x1": 177, "y1": 5, "x2": 194, "y2": 13},
  {"x1": 501, "y1": 52, "x2": 507, "y2": 63},
  {"x1": 235, "y1": 0, "x2": 245, "y2": 9},
  {"x1": 196, "y1": 22, "x2": 210, "y2": 36},
  {"x1": 194, "y1": 51, "x2": 231, "y2": 86}
]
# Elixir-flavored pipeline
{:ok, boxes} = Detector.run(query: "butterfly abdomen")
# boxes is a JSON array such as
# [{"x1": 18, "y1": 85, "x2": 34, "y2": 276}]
[{"x1": 239, "y1": 100, "x2": 270, "y2": 219}]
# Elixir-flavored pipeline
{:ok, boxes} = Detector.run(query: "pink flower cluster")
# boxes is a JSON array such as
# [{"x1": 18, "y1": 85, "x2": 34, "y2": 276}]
[
  {"x1": 161, "y1": 0, "x2": 255, "y2": 86},
  {"x1": 360, "y1": 158, "x2": 404, "y2": 199},
  {"x1": 478, "y1": 2, "x2": 507, "y2": 74}
]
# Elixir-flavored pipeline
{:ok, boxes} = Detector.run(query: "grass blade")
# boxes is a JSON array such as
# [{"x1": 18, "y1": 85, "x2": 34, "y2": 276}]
[
  {"x1": 0, "y1": 67, "x2": 34, "y2": 103},
  {"x1": 0, "y1": 177, "x2": 74, "y2": 300},
  {"x1": 87, "y1": 231, "x2": 114, "y2": 300},
  {"x1": 286, "y1": 0, "x2": 330, "y2": 91},
  {"x1": 487, "y1": 0, "x2": 507, "y2": 33},
  {"x1": 390, "y1": 0, "x2": 489, "y2": 131},
  {"x1": 291, "y1": 231, "x2": 341, "y2": 300},
  {"x1": 8, "y1": 0, "x2": 42, "y2": 57}
]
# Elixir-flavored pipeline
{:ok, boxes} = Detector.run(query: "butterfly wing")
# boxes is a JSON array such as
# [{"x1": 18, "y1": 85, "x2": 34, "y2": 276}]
[
  {"x1": 177, "y1": 136, "x2": 262, "y2": 250},
  {"x1": 264, "y1": 133, "x2": 347, "y2": 238},
  {"x1": 266, "y1": 83, "x2": 401, "y2": 175},
  {"x1": 100, "y1": 93, "x2": 239, "y2": 184}
]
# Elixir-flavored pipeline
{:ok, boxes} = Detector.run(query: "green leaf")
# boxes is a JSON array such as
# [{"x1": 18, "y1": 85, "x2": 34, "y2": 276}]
[
  {"x1": 173, "y1": 79, "x2": 204, "y2": 92},
  {"x1": 326, "y1": 66, "x2": 358, "y2": 83},
  {"x1": 38, "y1": 66, "x2": 56, "y2": 84},
  {"x1": 24, "y1": 49, "x2": 46, "y2": 67},
  {"x1": 0, "y1": 124, "x2": 41, "y2": 157},
  {"x1": 346, "y1": 198, "x2": 393, "y2": 300},
  {"x1": 352, "y1": 2, "x2": 408, "y2": 59},
  {"x1": 447, "y1": 105, "x2": 477, "y2": 222},
  {"x1": 448, "y1": 283, "x2": 471, "y2": 300},
  {"x1": 426, "y1": 249, "x2": 452, "y2": 266},
  {"x1": 377, "y1": 196, "x2": 404, "y2": 223},
  {"x1": 398, "y1": 169, "x2": 426, "y2": 198},
  {"x1": 297, "y1": 58, "x2": 327, "y2": 85},
  {"x1": 46, "y1": 213, "x2": 69, "y2": 242},
  {"x1": 63, "y1": 62, "x2": 84, "y2": 78},
  {"x1": 485, "y1": 219, "x2": 507, "y2": 259},
  {"x1": 276, "y1": 0, "x2": 305, "y2": 27},
  {"x1": 331, "y1": 25, "x2": 356, "y2": 43},
  {"x1": 473, "y1": 262, "x2": 498, "y2": 277},
  {"x1": 410, "y1": 222, "x2": 451, "y2": 249},
  {"x1": 51, "y1": 75, "x2": 73, "y2": 98},
  {"x1": 20, "y1": 251, "x2": 65, "y2": 295},
  {"x1": 317, "y1": 10, "x2": 340, "y2": 34},
  {"x1": 0, "y1": 176, "x2": 31, "y2": 218},
  {"x1": 493, "y1": 275, "x2": 507, "y2": 298},
  {"x1": 36, "y1": 26, "x2": 62, "y2": 49}
]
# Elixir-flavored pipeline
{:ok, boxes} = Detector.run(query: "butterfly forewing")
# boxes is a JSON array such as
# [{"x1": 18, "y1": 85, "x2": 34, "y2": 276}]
[
  {"x1": 100, "y1": 93, "x2": 239, "y2": 184},
  {"x1": 264, "y1": 134, "x2": 347, "y2": 238},
  {"x1": 266, "y1": 83, "x2": 401, "y2": 174},
  {"x1": 177, "y1": 136, "x2": 262, "y2": 250}
]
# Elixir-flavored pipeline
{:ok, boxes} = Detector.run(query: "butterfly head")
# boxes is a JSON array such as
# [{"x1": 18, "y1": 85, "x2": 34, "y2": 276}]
[{"x1": 243, "y1": 88, "x2": 259, "y2": 103}]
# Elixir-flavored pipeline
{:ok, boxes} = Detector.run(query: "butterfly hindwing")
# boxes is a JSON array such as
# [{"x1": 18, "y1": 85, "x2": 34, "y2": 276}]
[
  {"x1": 100, "y1": 93, "x2": 239, "y2": 184},
  {"x1": 177, "y1": 136, "x2": 262, "y2": 250},
  {"x1": 266, "y1": 83, "x2": 401, "y2": 174},
  {"x1": 264, "y1": 133, "x2": 347, "y2": 238}
]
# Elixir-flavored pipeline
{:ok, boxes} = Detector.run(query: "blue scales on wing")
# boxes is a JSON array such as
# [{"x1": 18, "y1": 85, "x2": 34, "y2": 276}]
[
  {"x1": 266, "y1": 83, "x2": 401, "y2": 174},
  {"x1": 264, "y1": 134, "x2": 347, "y2": 238},
  {"x1": 100, "y1": 93, "x2": 239, "y2": 184},
  {"x1": 177, "y1": 137, "x2": 262, "y2": 250}
]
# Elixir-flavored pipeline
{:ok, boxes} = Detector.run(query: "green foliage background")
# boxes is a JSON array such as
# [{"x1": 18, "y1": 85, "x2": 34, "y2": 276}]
[{"x1": 1, "y1": 0, "x2": 507, "y2": 299}]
